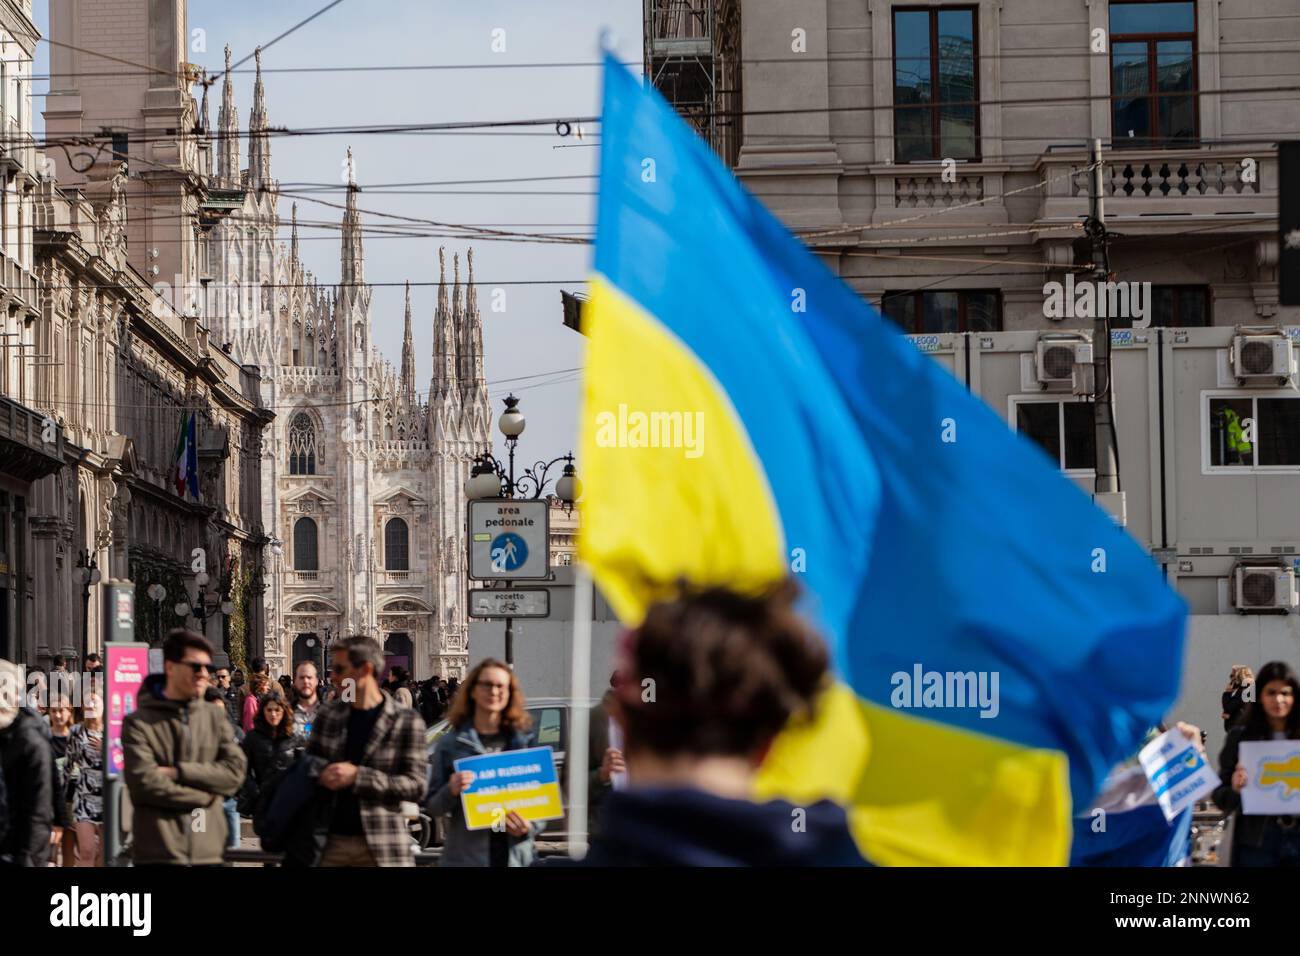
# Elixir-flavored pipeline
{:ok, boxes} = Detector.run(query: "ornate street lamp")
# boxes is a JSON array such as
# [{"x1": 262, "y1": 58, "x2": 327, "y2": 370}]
[
  {"x1": 462, "y1": 395, "x2": 581, "y2": 667},
  {"x1": 146, "y1": 582, "x2": 167, "y2": 644},
  {"x1": 76, "y1": 550, "x2": 101, "y2": 665}
]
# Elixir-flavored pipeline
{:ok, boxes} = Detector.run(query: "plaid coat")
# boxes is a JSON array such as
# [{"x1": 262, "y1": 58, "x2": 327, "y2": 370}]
[{"x1": 306, "y1": 693, "x2": 428, "y2": 867}]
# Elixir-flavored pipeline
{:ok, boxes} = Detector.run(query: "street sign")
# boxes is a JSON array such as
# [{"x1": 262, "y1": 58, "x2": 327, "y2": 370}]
[
  {"x1": 468, "y1": 587, "x2": 550, "y2": 619},
  {"x1": 468, "y1": 498, "x2": 550, "y2": 580}
]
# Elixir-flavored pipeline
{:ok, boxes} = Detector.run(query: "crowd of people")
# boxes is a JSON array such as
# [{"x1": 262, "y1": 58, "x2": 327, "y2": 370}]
[{"x1": 6, "y1": 590, "x2": 1299, "y2": 868}]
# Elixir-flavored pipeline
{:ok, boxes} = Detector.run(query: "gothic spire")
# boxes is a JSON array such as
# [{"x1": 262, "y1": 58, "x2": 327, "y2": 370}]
[
  {"x1": 400, "y1": 281, "x2": 416, "y2": 408},
  {"x1": 433, "y1": 246, "x2": 458, "y2": 399},
  {"x1": 340, "y1": 147, "x2": 364, "y2": 287},
  {"x1": 461, "y1": 247, "x2": 484, "y2": 394},
  {"x1": 216, "y1": 45, "x2": 239, "y2": 187},
  {"x1": 290, "y1": 202, "x2": 299, "y2": 261},
  {"x1": 248, "y1": 47, "x2": 271, "y2": 190}
]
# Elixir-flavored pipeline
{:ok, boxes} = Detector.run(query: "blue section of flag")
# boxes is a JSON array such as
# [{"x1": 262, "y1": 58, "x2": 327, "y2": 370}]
[{"x1": 1071, "y1": 803, "x2": 1193, "y2": 867}]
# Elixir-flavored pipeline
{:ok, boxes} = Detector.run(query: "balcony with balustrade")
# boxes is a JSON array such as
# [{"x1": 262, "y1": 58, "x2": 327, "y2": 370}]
[
  {"x1": 1038, "y1": 146, "x2": 1275, "y2": 236},
  {"x1": 285, "y1": 569, "x2": 332, "y2": 588}
]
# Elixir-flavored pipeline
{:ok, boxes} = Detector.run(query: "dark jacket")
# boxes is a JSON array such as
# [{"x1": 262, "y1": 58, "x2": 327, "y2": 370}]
[
  {"x1": 1213, "y1": 724, "x2": 1300, "y2": 850},
  {"x1": 242, "y1": 728, "x2": 298, "y2": 788},
  {"x1": 255, "y1": 752, "x2": 332, "y2": 866},
  {"x1": 426, "y1": 724, "x2": 544, "y2": 866},
  {"x1": 121, "y1": 674, "x2": 247, "y2": 865},
  {"x1": 220, "y1": 687, "x2": 242, "y2": 732},
  {"x1": 570, "y1": 788, "x2": 868, "y2": 866},
  {"x1": 587, "y1": 693, "x2": 614, "y2": 837},
  {"x1": 0, "y1": 707, "x2": 54, "y2": 866}
]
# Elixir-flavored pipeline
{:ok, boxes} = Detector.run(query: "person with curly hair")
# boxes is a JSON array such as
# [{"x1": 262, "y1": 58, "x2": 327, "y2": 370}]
[{"x1": 572, "y1": 579, "x2": 866, "y2": 866}]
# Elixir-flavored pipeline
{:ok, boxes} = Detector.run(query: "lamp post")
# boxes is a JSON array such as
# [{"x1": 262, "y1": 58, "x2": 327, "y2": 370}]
[
  {"x1": 174, "y1": 570, "x2": 234, "y2": 640},
  {"x1": 76, "y1": 550, "x2": 101, "y2": 665},
  {"x1": 464, "y1": 394, "x2": 581, "y2": 668},
  {"x1": 146, "y1": 582, "x2": 167, "y2": 644}
]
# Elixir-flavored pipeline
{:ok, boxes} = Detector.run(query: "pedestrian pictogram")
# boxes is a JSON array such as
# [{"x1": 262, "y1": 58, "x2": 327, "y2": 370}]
[{"x1": 490, "y1": 532, "x2": 528, "y2": 573}]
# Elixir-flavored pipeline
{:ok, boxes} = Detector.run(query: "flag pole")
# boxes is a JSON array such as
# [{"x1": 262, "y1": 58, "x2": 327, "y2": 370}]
[{"x1": 566, "y1": 565, "x2": 593, "y2": 859}]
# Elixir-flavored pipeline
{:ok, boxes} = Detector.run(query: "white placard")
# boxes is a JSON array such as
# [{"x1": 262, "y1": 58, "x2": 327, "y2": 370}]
[
  {"x1": 1138, "y1": 729, "x2": 1218, "y2": 822},
  {"x1": 1239, "y1": 740, "x2": 1300, "y2": 815}
]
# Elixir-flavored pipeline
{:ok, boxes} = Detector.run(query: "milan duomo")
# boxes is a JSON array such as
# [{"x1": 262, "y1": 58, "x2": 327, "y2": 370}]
[{"x1": 206, "y1": 51, "x2": 491, "y2": 678}]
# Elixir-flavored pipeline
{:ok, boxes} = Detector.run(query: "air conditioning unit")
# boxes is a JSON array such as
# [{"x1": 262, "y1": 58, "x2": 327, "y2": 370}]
[
  {"x1": 1035, "y1": 335, "x2": 1092, "y2": 389},
  {"x1": 1234, "y1": 563, "x2": 1299, "y2": 613},
  {"x1": 1231, "y1": 332, "x2": 1294, "y2": 386}
]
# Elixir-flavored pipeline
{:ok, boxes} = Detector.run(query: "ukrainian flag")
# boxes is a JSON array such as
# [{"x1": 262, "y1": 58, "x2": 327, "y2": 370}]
[{"x1": 578, "y1": 54, "x2": 1186, "y2": 866}]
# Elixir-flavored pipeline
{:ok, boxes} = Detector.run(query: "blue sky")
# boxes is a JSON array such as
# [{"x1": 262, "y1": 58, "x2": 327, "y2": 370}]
[{"x1": 34, "y1": 0, "x2": 644, "y2": 465}]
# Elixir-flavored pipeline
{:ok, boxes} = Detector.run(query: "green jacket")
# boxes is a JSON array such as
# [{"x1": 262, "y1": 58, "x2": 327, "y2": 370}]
[
  {"x1": 1224, "y1": 408, "x2": 1253, "y2": 454},
  {"x1": 122, "y1": 674, "x2": 247, "y2": 865}
]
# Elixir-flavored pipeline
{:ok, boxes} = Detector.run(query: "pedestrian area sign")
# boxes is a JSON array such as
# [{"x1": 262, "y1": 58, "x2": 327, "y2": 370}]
[
  {"x1": 468, "y1": 499, "x2": 549, "y2": 580},
  {"x1": 468, "y1": 587, "x2": 550, "y2": 619},
  {"x1": 454, "y1": 746, "x2": 565, "y2": 830}
]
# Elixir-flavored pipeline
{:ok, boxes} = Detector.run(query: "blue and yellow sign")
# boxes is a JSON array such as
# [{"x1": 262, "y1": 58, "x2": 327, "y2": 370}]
[{"x1": 454, "y1": 746, "x2": 564, "y2": 830}]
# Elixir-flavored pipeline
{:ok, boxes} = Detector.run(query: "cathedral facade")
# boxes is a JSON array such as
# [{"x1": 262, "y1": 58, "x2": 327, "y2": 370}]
[{"x1": 206, "y1": 50, "x2": 489, "y2": 679}]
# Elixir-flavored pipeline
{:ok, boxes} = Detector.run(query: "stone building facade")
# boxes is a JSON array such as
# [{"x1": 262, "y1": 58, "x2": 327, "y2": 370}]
[
  {"x1": 659, "y1": 0, "x2": 1297, "y2": 330},
  {"x1": 204, "y1": 55, "x2": 490, "y2": 680},
  {"x1": 0, "y1": 0, "x2": 273, "y2": 668}
]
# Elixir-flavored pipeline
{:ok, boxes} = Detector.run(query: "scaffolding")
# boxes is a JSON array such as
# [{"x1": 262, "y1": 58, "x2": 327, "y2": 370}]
[{"x1": 643, "y1": 0, "x2": 742, "y2": 168}]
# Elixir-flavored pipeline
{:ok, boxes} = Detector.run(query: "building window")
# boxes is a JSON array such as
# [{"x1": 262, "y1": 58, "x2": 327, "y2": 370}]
[
  {"x1": 1110, "y1": 285, "x2": 1210, "y2": 329},
  {"x1": 288, "y1": 412, "x2": 316, "y2": 475},
  {"x1": 385, "y1": 517, "x2": 409, "y2": 571},
  {"x1": 1207, "y1": 395, "x2": 1300, "y2": 470},
  {"x1": 893, "y1": 7, "x2": 978, "y2": 162},
  {"x1": 111, "y1": 132, "x2": 129, "y2": 171},
  {"x1": 882, "y1": 290, "x2": 1000, "y2": 334},
  {"x1": 1110, "y1": 1, "x2": 1197, "y2": 146},
  {"x1": 1013, "y1": 399, "x2": 1097, "y2": 472},
  {"x1": 293, "y1": 517, "x2": 318, "y2": 571}
]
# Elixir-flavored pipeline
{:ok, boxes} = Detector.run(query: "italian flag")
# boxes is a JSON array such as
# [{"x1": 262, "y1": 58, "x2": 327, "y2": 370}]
[{"x1": 173, "y1": 411, "x2": 199, "y2": 500}]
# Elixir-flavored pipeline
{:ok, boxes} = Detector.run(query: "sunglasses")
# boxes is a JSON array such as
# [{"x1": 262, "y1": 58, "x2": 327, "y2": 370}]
[{"x1": 178, "y1": 661, "x2": 212, "y2": 675}]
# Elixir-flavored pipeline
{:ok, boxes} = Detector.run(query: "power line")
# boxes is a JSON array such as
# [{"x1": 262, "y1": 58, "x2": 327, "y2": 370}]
[{"x1": 23, "y1": 46, "x2": 1300, "y2": 82}]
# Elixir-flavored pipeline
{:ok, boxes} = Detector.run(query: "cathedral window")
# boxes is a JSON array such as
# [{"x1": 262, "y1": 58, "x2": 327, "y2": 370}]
[
  {"x1": 294, "y1": 517, "x2": 319, "y2": 571},
  {"x1": 288, "y1": 412, "x2": 317, "y2": 475},
  {"x1": 385, "y1": 518, "x2": 410, "y2": 571}
]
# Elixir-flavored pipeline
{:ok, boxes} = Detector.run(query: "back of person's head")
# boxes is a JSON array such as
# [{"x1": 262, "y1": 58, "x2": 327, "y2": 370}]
[
  {"x1": 203, "y1": 686, "x2": 224, "y2": 704},
  {"x1": 335, "y1": 634, "x2": 385, "y2": 682},
  {"x1": 250, "y1": 657, "x2": 268, "y2": 675},
  {"x1": 53, "y1": 655, "x2": 66, "y2": 669},
  {"x1": 163, "y1": 628, "x2": 214, "y2": 663},
  {"x1": 1242, "y1": 660, "x2": 1300, "y2": 738},
  {"x1": 615, "y1": 579, "x2": 828, "y2": 759},
  {"x1": 249, "y1": 673, "x2": 272, "y2": 696}
]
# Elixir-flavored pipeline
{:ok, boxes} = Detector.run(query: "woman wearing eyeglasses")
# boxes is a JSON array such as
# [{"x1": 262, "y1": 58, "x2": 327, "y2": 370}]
[{"x1": 426, "y1": 658, "x2": 542, "y2": 866}]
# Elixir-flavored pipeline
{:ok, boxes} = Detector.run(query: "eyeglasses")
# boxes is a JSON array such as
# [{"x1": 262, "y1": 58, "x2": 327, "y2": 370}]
[
  {"x1": 179, "y1": 661, "x2": 212, "y2": 675},
  {"x1": 476, "y1": 681, "x2": 510, "y2": 692}
]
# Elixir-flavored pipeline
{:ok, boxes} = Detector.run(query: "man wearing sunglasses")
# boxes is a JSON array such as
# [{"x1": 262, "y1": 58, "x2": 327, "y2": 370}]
[{"x1": 121, "y1": 629, "x2": 247, "y2": 866}]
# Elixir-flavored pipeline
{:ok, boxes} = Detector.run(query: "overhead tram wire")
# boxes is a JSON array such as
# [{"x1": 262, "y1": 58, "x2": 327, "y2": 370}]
[
  {"x1": 22, "y1": 45, "x2": 1300, "y2": 81},
  {"x1": 24, "y1": 83, "x2": 1300, "y2": 151}
]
